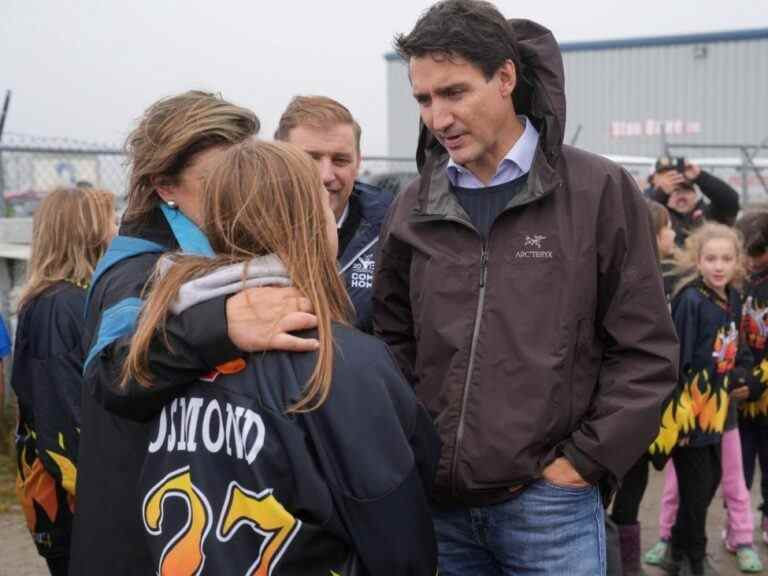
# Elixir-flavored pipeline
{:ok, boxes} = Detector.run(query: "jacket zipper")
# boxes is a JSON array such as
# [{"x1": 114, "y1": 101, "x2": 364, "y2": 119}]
[{"x1": 450, "y1": 243, "x2": 488, "y2": 495}]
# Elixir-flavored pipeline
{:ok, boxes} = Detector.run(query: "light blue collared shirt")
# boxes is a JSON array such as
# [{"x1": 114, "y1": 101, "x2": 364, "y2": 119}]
[{"x1": 446, "y1": 116, "x2": 539, "y2": 189}]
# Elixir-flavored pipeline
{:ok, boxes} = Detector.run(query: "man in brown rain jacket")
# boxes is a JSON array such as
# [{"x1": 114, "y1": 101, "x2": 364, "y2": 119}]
[{"x1": 373, "y1": 1, "x2": 679, "y2": 574}]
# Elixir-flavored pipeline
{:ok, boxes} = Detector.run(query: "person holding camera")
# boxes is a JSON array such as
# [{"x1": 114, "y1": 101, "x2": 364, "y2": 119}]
[{"x1": 646, "y1": 157, "x2": 740, "y2": 246}]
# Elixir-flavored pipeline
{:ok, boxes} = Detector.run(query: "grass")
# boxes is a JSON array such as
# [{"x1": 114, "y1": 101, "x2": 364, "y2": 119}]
[{"x1": 0, "y1": 401, "x2": 18, "y2": 514}]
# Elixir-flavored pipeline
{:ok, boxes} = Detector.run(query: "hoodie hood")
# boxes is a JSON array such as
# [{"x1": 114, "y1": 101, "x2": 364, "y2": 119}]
[
  {"x1": 416, "y1": 18, "x2": 566, "y2": 172},
  {"x1": 158, "y1": 254, "x2": 291, "y2": 315}
]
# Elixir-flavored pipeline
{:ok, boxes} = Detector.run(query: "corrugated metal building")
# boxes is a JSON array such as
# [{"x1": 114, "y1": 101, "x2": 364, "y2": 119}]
[{"x1": 385, "y1": 27, "x2": 768, "y2": 160}]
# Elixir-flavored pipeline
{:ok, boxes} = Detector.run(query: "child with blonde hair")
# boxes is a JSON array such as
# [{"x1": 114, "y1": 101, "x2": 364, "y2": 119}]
[
  {"x1": 647, "y1": 223, "x2": 763, "y2": 575},
  {"x1": 12, "y1": 187, "x2": 116, "y2": 575}
]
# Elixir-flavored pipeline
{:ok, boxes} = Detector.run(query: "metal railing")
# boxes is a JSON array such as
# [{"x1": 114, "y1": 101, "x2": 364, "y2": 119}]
[
  {"x1": 2, "y1": 137, "x2": 767, "y2": 214},
  {"x1": 0, "y1": 138, "x2": 127, "y2": 217},
  {"x1": 664, "y1": 142, "x2": 768, "y2": 205}
]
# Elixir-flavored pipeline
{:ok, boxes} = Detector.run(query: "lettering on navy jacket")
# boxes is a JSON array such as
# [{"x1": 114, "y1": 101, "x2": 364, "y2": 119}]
[
  {"x1": 338, "y1": 182, "x2": 394, "y2": 333},
  {"x1": 138, "y1": 255, "x2": 439, "y2": 575},
  {"x1": 140, "y1": 325, "x2": 439, "y2": 575}
]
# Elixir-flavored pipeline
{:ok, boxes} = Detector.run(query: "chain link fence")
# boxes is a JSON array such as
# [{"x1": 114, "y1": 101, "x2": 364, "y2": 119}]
[
  {"x1": 0, "y1": 138, "x2": 422, "y2": 216},
  {"x1": 0, "y1": 135, "x2": 127, "y2": 217},
  {"x1": 2, "y1": 135, "x2": 767, "y2": 216}
]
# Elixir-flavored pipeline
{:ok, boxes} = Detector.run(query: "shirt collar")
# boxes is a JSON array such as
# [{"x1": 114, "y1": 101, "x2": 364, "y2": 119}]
[
  {"x1": 336, "y1": 203, "x2": 350, "y2": 229},
  {"x1": 446, "y1": 115, "x2": 539, "y2": 185}
]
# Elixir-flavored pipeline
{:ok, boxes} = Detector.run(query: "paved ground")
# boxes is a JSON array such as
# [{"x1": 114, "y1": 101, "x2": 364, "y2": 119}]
[
  {"x1": 638, "y1": 469, "x2": 766, "y2": 576},
  {"x1": 1, "y1": 467, "x2": 767, "y2": 575},
  {"x1": 0, "y1": 507, "x2": 47, "y2": 576}
]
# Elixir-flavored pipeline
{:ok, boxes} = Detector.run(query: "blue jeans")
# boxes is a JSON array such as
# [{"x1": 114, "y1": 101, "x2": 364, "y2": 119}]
[{"x1": 432, "y1": 480, "x2": 606, "y2": 575}]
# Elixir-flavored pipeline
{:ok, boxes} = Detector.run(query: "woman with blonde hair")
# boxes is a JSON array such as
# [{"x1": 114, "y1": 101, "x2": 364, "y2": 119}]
[
  {"x1": 129, "y1": 140, "x2": 439, "y2": 575},
  {"x1": 72, "y1": 91, "x2": 320, "y2": 575},
  {"x1": 11, "y1": 187, "x2": 116, "y2": 576}
]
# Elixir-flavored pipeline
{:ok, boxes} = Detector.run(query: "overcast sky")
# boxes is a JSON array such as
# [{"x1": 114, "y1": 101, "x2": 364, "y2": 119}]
[{"x1": 2, "y1": 0, "x2": 767, "y2": 156}]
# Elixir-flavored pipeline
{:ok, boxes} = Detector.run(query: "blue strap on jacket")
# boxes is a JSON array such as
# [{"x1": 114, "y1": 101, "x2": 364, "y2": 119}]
[{"x1": 83, "y1": 206, "x2": 213, "y2": 371}]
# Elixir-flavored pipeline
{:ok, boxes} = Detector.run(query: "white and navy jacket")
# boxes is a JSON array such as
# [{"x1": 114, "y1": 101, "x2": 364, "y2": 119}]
[{"x1": 339, "y1": 183, "x2": 394, "y2": 334}]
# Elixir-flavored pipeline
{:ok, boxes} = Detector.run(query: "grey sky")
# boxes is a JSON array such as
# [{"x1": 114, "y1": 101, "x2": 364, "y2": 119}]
[{"x1": 2, "y1": 0, "x2": 767, "y2": 156}]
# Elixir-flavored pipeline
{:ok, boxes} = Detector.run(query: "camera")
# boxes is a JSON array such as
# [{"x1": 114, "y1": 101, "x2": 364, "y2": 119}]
[{"x1": 654, "y1": 156, "x2": 686, "y2": 174}]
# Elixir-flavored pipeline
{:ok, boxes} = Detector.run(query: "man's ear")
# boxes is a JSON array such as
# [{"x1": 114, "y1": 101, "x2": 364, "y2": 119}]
[
  {"x1": 497, "y1": 59, "x2": 517, "y2": 99},
  {"x1": 151, "y1": 175, "x2": 176, "y2": 204}
]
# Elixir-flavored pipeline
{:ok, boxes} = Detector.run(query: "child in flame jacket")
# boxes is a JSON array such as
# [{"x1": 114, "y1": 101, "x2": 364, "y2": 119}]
[
  {"x1": 737, "y1": 212, "x2": 768, "y2": 546},
  {"x1": 647, "y1": 223, "x2": 763, "y2": 575}
]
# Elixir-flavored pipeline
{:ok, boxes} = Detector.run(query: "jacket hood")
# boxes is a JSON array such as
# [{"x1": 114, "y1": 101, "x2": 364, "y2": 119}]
[
  {"x1": 416, "y1": 19, "x2": 566, "y2": 172},
  {"x1": 158, "y1": 254, "x2": 291, "y2": 315},
  {"x1": 353, "y1": 181, "x2": 394, "y2": 228}
]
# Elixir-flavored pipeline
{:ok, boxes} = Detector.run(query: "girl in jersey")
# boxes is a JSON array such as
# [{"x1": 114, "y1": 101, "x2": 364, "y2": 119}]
[
  {"x1": 12, "y1": 187, "x2": 116, "y2": 575},
  {"x1": 124, "y1": 140, "x2": 439, "y2": 575},
  {"x1": 648, "y1": 223, "x2": 760, "y2": 575}
]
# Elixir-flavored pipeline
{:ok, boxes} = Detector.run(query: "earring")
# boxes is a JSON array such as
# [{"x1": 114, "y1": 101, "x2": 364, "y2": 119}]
[{"x1": 166, "y1": 200, "x2": 177, "y2": 209}]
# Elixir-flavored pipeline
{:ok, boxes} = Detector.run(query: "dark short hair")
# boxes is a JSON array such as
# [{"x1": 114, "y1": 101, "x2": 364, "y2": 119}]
[
  {"x1": 646, "y1": 199, "x2": 671, "y2": 237},
  {"x1": 394, "y1": 0, "x2": 520, "y2": 80},
  {"x1": 737, "y1": 211, "x2": 768, "y2": 257}
]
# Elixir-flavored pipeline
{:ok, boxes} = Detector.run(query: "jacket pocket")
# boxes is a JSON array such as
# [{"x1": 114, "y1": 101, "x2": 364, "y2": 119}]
[
  {"x1": 409, "y1": 251, "x2": 431, "y2": 343},
  {"x1": 565, "y1": 318, "x2": 583, "y2": 435}
]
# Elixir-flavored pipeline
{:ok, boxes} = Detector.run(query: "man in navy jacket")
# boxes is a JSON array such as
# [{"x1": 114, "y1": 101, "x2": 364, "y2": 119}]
[{"x1": 275, "y1": 95, "x2": 394, "y2": 333}]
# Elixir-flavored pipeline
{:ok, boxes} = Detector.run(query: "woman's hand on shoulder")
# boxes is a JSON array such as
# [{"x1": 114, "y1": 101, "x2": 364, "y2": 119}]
[{"x1": 226, "y1": 287, "x2": 319, "y2": 353}]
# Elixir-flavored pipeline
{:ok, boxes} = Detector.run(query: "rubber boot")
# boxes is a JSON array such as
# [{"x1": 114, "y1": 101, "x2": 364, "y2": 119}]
[{"x1": 618, "y1": 522, "x2": 648, "y2": 576}]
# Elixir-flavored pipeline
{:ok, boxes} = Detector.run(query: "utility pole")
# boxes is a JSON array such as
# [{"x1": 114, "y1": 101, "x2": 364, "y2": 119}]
[
  {"x1": 0, "y1": 90, "x2": 7, "y2": 418},
  {"x1": 0, "y1": 90, "x2": 11, "y2": 214},
  {"x1": 0, "y1": 90, "x2": 10, "y2": 139}
]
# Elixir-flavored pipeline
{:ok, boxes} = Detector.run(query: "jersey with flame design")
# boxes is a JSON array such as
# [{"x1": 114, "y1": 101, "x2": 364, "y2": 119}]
[
  {"x1": 739, "y1": 272, "x2": 768, "y2": 424},
  {"x1": 139, "y1": 324, "x2": 439, "y2": 575},
  {"x1": 742, "y1": 295, "x2": 768, "y2": 352},
  {"x1": 10, "y1": 282, "x2": 83, "y2": 559},
  {"x1": 649, "y1": 281, "x2": 750, "y2": 468}
]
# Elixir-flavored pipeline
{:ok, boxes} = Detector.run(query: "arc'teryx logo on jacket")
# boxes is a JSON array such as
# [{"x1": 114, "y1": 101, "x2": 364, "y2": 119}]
[{"x1": 516, "y1": 234, "x2": 552, "y2": 259}]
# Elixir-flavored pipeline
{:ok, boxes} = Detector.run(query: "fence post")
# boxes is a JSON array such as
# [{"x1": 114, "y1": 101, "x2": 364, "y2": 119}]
[
  {"x1": 0, "y1": 148, "x2": 5, "y2": 216},
  {"x1": 740, "y1": 148, "x2": 750, "y2": 207},
  {"x1": 0, "y1": 91, "x2": 10, "y2": 216}
]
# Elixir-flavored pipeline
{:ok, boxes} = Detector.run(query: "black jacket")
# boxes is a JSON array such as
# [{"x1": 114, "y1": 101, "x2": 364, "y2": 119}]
[
  {"x1": 645, "y1": 170, "x2": 740, "y2": 245},
  {"x1": 11, "y1": 282, "x2": 84, "y2": 559},
  {"x1": 649, "y1": 281, "x2": 759, "y2": 468},
  {"x1": 740, "y1": 269, "x2": 768, "y2": 425},
  {"x1": 70, "y1": 206, "x2": 239, "y2": 575},
  {"x1": 139, "y1": 325, "x2": 439, "y2": 575}
]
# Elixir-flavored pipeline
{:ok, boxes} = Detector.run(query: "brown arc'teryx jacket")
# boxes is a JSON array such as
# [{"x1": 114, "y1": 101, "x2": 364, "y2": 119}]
[{"x1": 372, "y1": 19, "x2": 679, "y2": 506}]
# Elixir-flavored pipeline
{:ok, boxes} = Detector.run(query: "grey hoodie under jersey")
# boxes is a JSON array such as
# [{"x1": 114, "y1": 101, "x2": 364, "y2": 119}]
[{"x1": 157, "y1": 254, "x2": 291, "y2": 315}]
